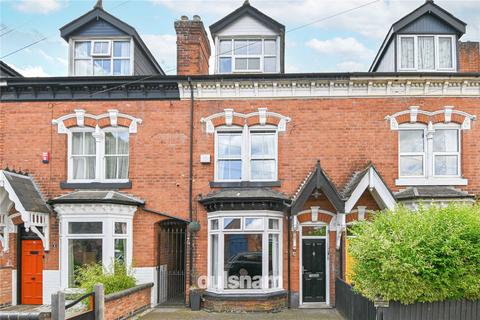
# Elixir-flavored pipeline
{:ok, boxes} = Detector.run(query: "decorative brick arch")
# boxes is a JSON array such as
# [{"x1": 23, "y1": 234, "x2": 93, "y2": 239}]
[
  {"x1": 201, "y1": 107, "x2": 291, "y2": 133},
  {"x1": 52, "y1": 109, "x2": 142, "y2": 133},
  {"x1": 296, "y1": 208, "x2": 335, "y2": 225},
  {"x1": 385, "y1": 105, "x2": 476, "y2": 130}
]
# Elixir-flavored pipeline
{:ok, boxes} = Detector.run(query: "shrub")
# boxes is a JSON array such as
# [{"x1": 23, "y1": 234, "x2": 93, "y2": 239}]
[
  {"x1": 349, "y1": 204, "x2": 480, "y2": 304},
  {"x1": 76, "y1": 260, "x2": 137, "y2": 296}
]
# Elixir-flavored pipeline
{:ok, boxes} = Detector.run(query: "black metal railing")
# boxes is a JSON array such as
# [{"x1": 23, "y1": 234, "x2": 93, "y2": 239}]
[{"x1": 66, "y1": 292, "x2": 95, "y2": 320}]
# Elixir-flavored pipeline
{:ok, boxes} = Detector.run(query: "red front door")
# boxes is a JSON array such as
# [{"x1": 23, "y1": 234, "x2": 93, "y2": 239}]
[{"x1": 21, "y1": 240, "x2": 43, "y2": 304}]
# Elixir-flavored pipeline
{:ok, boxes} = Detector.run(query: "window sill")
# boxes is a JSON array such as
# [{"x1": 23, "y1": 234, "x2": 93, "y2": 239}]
[
  {"x1": 210, "y1": 181, "x2": 281, "y2": 188},
  {"x1": 395, "y1": 177, "x2": 468, "y2": 186},
  {"x1": 60, "y1": 181, "x2": 132, "y2": 189}
]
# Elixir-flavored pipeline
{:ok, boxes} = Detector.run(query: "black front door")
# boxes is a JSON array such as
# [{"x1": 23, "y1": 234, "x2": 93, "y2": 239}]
[{"x1": 302, "y1": 238, "x2": 326, "y2": 303}]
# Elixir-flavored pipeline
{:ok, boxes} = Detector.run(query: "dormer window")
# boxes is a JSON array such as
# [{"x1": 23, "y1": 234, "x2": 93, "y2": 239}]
[
  {"x1": 72, "y1": 39, "x2": 132, "y2": 76},
  {"x1": 218, "y1": 38, "x2": 278, "y2": 73},
  {"x1": 398, "y1": 35, "x2": 456, "y2": 72}
]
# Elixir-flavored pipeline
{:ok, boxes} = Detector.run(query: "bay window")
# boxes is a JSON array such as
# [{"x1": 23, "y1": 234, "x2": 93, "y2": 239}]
[
  {"x1": 60, "y1": 213, "x2": 133, "y2": 289},
  {"x1": 69, "y1": 128, "x2": 130, "y2": 183},
  {"x1": 208, "y1": 213, "x2": 282, "y2": 292},
  {"x1": 397, "y1": 35, "x2": 456, "y2": 71},
  {"x1": 217, "y1": 38, "x2": 278, "y2": 73},
  {"x1": 215, "y1": 126, "x2": 278, "y2": 182},
  {"x1": 398, "y1": 124, "x2": 461, "y2": 183},
  {"x1": 73, "y1": 39, "x2": 132, "y2": 76}
]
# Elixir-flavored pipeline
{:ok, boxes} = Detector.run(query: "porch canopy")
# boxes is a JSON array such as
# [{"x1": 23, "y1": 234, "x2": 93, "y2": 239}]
[{"x1": 0, "y1": 170, "x2": 50, "y2": 251}]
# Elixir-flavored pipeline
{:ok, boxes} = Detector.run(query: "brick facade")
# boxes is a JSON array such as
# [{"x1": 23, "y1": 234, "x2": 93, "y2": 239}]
[{"x1": 1, "y1": 95, "x2": 479, "y2": 309}]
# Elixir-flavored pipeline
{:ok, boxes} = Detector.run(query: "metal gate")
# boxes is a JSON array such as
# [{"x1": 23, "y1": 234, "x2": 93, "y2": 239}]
[{"x1": 157, "y1": 219, "x2": 186, "y2": 305}]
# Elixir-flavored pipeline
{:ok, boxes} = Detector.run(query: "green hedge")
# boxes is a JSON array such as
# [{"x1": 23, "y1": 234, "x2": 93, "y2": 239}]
[
  {"x1": 75, "y1": 261, "x2": 137, "y2": 296},
  {"x1": 349, "y1": 204, "x2": 480, "y2": 304}
]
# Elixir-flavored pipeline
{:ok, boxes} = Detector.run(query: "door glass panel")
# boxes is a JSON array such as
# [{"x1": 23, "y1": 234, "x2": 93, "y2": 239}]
[
  {"x1": 302, "y1": 226, "x2": 327, "y2": 237},
  {"x1": 224, "y1": 234, "x2": 262, "y2": 289}
]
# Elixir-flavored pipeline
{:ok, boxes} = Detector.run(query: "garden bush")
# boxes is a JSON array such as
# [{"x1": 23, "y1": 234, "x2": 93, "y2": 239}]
[
  {"x1": 349, "y1": 204, "x2": 480, "y2": 304},
  {"x1": 75, "y1": 260, "x2": 137, "y2": 295}
]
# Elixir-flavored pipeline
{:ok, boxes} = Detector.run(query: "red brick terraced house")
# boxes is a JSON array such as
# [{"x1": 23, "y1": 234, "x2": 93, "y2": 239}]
[{"x1": 1, "y1": 0, "x2": 479, "y2": 312}]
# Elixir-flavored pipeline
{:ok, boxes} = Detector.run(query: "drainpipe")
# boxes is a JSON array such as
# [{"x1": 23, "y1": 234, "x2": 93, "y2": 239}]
[
  {"x1": 287, "y1": 211, "x2": 291, "y2": 308},
  {"x1": 188, "y1": 77, "x2": 194, "y2": 286}
]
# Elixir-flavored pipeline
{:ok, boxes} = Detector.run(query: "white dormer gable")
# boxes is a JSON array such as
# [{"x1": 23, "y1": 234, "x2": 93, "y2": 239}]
[
  {"x1": 217, "y1": 15, "x2": 278, "y2": 37},
  {"x1": 210, "y1": 1, "x2": 285, "y2": 74}
]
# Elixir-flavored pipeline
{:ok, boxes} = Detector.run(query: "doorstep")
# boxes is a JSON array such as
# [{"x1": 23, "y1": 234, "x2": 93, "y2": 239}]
[{"x1": 299, "y1": 302, "x2": 332, "y2": 309}]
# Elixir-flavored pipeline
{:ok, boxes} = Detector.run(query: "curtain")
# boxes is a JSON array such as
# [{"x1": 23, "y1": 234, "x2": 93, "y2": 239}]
[
  {"x1": 401, "y1": 37, "x2": 414, "y2": 69},
  {"x1": 439, "y1": 37, "x2": 452, "y2": 69},
  {"x1": 418, "y1": 36, "x2": 435, "y2": 70}
]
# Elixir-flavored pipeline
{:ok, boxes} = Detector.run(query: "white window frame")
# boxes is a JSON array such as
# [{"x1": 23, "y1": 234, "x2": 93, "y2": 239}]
[
  {"x1": 249, "y1": 129, "x2": 278, "y2": 182},
  {"x1": 432, "y1": 125, "x2": 461, "y2": 178},
  {"x1": 396, "y1": 123, "x2": 465, "y2": 186},
  {"x1": 67, "y1": 127, "x2": 130, "y2": 184},
  {"x1": 60, "y1": 213, "x2": 134, "y2": 291},
  {"x1": 207, "y1": 211, "x2": 283, "y2": 294},
  {"x1": 214, "y1": 125, "x2": 278, "y2": 182},
  {"x1": 103, "y1": 127, "x2": 130, "y2": 182},
  {"x1": 216, "y1": 37, "x2": 279, "y2": 74},
  {"x1": 92, "y1": 40, "x2": 112, "y2": 56},
  {"x1": 71, "y1": 38, "x2": 134, "y2": 76},
  {"x1": 397, "y1": 34, "x2": 456, "y2": 72},
  {"x1": 398, "y1": 126, "x2": 427, "y2": 178},
  {"x1": 215, "y1": 128, "x2": 244, "y2": 182}
]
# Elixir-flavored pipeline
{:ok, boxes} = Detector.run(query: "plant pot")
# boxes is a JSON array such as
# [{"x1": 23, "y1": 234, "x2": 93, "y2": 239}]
[{"x1": 190, "y1": 290, "x2": 201, "y2": 311}]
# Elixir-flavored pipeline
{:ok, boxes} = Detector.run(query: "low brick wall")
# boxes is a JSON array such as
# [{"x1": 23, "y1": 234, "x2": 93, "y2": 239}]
[
  {"x1": 0, "y1": 267, "x2": 12, "y2": 308},
  {"x1": 104, "y1": 283, "x2": 153, "y2": 320},
  {"x1": 202, "y1": 290, "x2": 287, "y2": 312}
]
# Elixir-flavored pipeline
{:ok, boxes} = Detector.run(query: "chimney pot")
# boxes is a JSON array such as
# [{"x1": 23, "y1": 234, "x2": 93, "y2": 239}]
[
  {"x1": 181, "y1": 15, "x2": 189, "y2": 21},
  {"x1": 193, "y1": 15, "x2": 201, "y2": 21}
]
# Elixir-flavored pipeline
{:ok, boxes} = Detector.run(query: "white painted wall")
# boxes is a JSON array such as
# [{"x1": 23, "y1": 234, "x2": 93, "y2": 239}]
[
  {"x1": 43, "y1": 270, "x2": 61, "y2": 304},
  {"x1": 133, "y1": 267, "x2": 157, "y2": 306},
  {"x1": 217, "y1": 15, "x2": 277, "y2": 37}
]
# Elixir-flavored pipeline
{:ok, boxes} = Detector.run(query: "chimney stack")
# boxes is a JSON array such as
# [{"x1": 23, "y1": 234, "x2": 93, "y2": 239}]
[
  {"x1": 175, "y1": 15, "x2": 211, "y2": 75},
  {"x1": 458, "y1": 41, "x2": 480, "y2": 72}
]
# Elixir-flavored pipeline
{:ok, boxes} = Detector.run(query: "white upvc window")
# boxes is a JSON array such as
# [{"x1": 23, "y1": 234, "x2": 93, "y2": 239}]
[
  {"x1": 397, "y1": 35, "x2": 456, "y2": 72},
  {"x1": 58, "y1": 205, "x2": 135, "y2": 290},
  {"x1": 397, "y1": 124, "x2": 462, "y2": 184},
  {"x1": 215, "y1": 126, "x2": 278, "y2": 182},
  {"x1": 72, "y1": 39, "x2": 133, "y2": 76},
  {"x1": 68, "y1": 127, "x2": 130, "y2": 183},
  {"x1": 217, "y1": 38, "x2": 278, "y2": 74},
  {"x1": 208, "y1": 212, "x2": 283, "y2": 293}
]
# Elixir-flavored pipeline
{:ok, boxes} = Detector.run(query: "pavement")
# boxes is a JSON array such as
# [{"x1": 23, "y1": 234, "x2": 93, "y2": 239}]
[{"x1": 139, "y1": 307, "x2": 344, "y2": 320}]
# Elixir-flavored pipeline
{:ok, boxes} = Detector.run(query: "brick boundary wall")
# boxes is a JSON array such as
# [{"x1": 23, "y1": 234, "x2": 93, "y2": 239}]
[
  {"x1": 202, "y1": 291, "x2": 287, "y2": 312},
  {"x1": 104, "y1": 283, "x2": 153, "y2": 320},
  {"x1": 0, "y1": 267, "x2": 12, "y2": 308}
]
